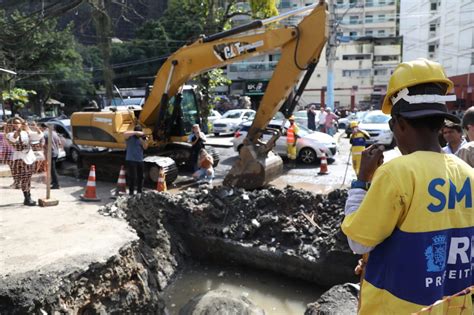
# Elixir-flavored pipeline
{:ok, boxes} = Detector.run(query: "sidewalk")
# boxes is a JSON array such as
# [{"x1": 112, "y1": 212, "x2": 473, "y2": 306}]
[{"x1": 0, "y1": 171, "x2": 137, "y2": 278}]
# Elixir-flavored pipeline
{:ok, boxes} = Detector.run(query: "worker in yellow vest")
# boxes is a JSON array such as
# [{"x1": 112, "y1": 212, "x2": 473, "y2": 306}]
[
  {"x1": 349, "y1": 121, "x2": 370, "y2": 175},
  {"x1": 287, "y1": 115, "x2": 299, "y2": 167}
]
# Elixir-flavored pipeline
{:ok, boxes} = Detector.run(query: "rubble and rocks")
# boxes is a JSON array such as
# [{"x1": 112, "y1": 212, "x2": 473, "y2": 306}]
[
  {"x1": 305, "y1": 283, "x2": 359, "y2": 315},
  {"x1": 179, "y1": 289, "x2": 266, "y2": 315},
  {"x1": 100, "y1": 185, "x2": 358, "y2": 287}
]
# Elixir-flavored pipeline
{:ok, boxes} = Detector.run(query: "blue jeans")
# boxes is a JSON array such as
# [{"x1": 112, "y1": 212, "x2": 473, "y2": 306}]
[{"x1": 193, "y1": 168, "x2": 214, "y2": 182}]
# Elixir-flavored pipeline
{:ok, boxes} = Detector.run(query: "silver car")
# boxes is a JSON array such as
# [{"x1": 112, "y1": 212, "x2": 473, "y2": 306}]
[
  {"x1": 232, "y1": 120, "x2": 337, "y2": 164},
  {"x1": 358, "y1": 110, "x2": 395, "y2": 147},
  {"x1": 212, "y1": 109, "x2": 256, "y2": 136}
]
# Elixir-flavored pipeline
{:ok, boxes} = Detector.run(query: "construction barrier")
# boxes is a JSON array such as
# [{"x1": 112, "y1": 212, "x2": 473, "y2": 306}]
[
  {"x1": 112, "y1": 165, "x2": 127, "y2": 197},
  {"x1": 318, "y1": 152, "x2": 329, "y2": 175},
  {"x1": 156, "y1": 168, "x2": 167, "y2": 192},
  {"x1": 80, "y1": 165, "x2": 101, "y2": 201},
  {"x1": 412, "y1": 286, "x2": 474, "y2": 315}
]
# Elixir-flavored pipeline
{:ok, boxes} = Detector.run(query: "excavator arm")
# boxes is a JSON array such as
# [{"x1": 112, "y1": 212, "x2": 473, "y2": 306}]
[
  {"x1": 140, "y1": 2, "x2": 327, "y2": 143},
  {"x1": 71, "y1": 2, "x2": 327, "y2": 189}
]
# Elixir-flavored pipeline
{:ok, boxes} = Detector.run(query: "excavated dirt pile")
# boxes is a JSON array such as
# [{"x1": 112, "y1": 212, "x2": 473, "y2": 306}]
[{"x1": 102, "y1": 185, "x2": 358, "y2": 287}]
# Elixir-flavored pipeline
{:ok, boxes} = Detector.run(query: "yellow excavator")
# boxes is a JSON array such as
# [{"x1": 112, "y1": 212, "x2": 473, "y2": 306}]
[{"x1": 71, "y1": 1, "x2": 328, "y2": 189}]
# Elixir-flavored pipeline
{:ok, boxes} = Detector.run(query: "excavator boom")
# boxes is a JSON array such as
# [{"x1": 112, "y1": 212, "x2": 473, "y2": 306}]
[{"x1": 71, "y1": 2, "x2": 327, "y2": 189}]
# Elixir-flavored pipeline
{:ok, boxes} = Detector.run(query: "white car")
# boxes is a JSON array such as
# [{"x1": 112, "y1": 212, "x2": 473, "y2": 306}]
[
  {"x1": 358, "y1": 110, "x2": 395, "y2": 147},
  {"x1": 212, "y1": 109, "x2": 256, "y2": 136},
  {"x1": 232, "y1": 120, "x2": 337, "y2": 164},
  {"x1": 208, "y1": 110, "x2": 222, "y2": 125}
]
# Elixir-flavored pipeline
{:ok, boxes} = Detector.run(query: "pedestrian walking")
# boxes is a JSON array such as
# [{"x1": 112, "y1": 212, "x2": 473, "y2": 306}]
[
  {"x1": 188, "y1": 124, "x2": 206, "y2": 170},
  {"x1": 287, "y1": 115, "x2": 299, "y2": 167},
  {"x1": 124, "y1": 125, "x2": 148, "y2": 195},
  {"x1": 341, "y1": 59, "x2": 473, "y2": 314},
  {"x1": 6, "y1": 117, "x2": 43, "y2": 206},
  {"x1": 307, "y1": 104, "x2": 317, "y2": 131},
  {"x1": 456, "y1": 106, "x2": 474, "y2": 167}
]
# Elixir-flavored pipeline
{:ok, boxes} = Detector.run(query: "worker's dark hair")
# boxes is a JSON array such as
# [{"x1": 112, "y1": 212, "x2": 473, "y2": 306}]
[
  {"x1": 402, "y1": 116, "x2": 445, "y2": 132},
  {"x1": 443, "y1": 121, "x2": 463, "y2": 133},
  {"x1": 462, "y1": 106, "x2": 474, "y2": 130},
  {"x1": 133, "y1": 125, "x2": 142, "y2": 132}
]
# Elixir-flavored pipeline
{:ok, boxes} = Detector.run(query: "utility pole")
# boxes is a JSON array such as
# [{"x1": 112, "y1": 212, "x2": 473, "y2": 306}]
[{"x1": 326, "y1": 0, "x2": 337, "y2": 111}]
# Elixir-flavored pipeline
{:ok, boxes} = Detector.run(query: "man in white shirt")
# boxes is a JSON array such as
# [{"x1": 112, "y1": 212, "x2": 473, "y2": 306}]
[{"x1": 442, "y1": 121, "x2": 466, "y2": 154}]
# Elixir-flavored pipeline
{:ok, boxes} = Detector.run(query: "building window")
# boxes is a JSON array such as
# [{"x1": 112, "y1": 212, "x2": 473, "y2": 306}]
[
  {"x1": 350, "y1": 31, "x2": 358, "y2": 37},
  {"x1": 349, "y1": 0, "x2": 357, "y2": 4},
  {"x1": 365, "y1": 0, "x2": 373, "y2": 6},
  {"x1": 379, "y1": 0, "x2": 386, "y2": 4},
  {"x1": 378, "y1": 14, "x2": 385, "y2": 22},
  {"x1": 365, "y1": 15, "x2": 373, "y2": 23},
  {"x1": 429, "y1": 24, "x2": 436, "y2": 32},
  {"x1": 374, "y1": 69, "x2": 387, "y2": 76},
  {"x1": 471, "y1": 52, "x2": 474, "y2": 65},
  {"x1": 428, "y1": 44, "x2": 436, "y2": 52},
  {"x1": 350, "y1": 16, "x2": 359, "y2": 24},
  {"x1": 378, "y1": 30, "x2": 385, "y2": 36},
  {"x1": 337, "y1": 0, "x2": 344, "y2": 3},
  {"x1": 430, "y1": 0, "x2": 438, "y2": 11},
  {"x1": 366, "y1": 30, "x2": 373, "y2": 36}
]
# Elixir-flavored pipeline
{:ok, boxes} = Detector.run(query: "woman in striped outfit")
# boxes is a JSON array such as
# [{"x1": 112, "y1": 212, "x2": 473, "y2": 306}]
[{"x1": 6, "y1": 117, "x2": 43, "y2": 206}]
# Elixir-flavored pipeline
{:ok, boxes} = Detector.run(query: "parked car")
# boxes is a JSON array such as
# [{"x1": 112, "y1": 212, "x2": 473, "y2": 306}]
[
  {"x1": 339, "y1": 111, "x2": 368, "y2": 137},
  {"x1": 293, "y1": 109, "x2": 320, "y2": 130},
  {"x1": 358, "y1": 110, "x2": 394, "y2": 147},
  {"x1": 212, "y1": 109, "x2": 256, "y2": 136},
  {"x1": 232, "y1": 120, "x2": 337, "y2": 164},
  {"x1": 206, "y1": 110, "x2": 222, "y2": 133}
]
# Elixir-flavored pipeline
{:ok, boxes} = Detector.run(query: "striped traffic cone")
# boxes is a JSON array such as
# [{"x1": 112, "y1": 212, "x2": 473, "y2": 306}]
[
  {"x1": 112, "y1": 165, "x2": 127, "y2": 198},
  {"x1": 156, "y1": 168, "x2": 167, "y2": 192},
  {"x1": 318, "y1": 152, "x2": 329, "y2": 175},
  {"x1": 80, "y1": 165, "x2": 101, "y2": 201}
]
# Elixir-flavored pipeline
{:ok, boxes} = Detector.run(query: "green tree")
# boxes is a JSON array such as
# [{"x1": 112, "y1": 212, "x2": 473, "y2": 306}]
[
  {"x1": 249, "y1": 0, "x2": 279, "y2": 19},
  {"x1": 0, "y1": 10, "x2": 93, "y2": 115},
  {"x1": 2, "y1": 88, "x2": 36, "y2": 116}
]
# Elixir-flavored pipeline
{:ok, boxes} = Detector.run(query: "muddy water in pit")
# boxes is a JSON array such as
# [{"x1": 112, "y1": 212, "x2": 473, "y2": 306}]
[{"x1": 163, "y1": 261, "x2": 325, "y2": 315}]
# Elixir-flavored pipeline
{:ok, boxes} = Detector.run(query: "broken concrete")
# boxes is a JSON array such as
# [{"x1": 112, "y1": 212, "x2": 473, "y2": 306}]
[{"x1": 305, "y1": 283, "x2": 359, "y2": 315}]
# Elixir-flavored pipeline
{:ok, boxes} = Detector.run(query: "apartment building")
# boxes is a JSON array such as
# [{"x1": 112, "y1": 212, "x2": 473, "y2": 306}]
[
  {"x1": 304, "y1": 0, "x2": 401, "y2": 110},
  {"x1": 400, "y1": 0, "x2": 474, "y2": 110},
  {"x1": 225, "y1": 0, "x2": 401, "y2": 110}
]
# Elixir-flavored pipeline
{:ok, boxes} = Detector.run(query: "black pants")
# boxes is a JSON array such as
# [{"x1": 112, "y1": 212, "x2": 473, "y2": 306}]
[
  {"x1": 126, "y1": 161, "x2": 144, "y2": 194},
  {"x1": 51, "y1": 156, "x2": 59, "y2": 187}
]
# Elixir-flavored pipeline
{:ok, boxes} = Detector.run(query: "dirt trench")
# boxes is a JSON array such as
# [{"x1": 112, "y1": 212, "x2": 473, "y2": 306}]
[{"x1": 0, "y1": 186, "x2": 358, "y2": 314}]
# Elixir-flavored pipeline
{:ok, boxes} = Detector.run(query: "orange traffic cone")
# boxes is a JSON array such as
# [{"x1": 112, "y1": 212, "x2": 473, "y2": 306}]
[
  {"x1": 156, "y1": 168, "x2": 167, "y2": 192},
  {"x1": 80, "y1": 165, "x2": 101, "y2": 201},
  {"x1": 318, "y1": 152, "x2": 329, "y2": 175},
  {"x1": 112, "y1": 165, "x2": 127, "y2": 197}
]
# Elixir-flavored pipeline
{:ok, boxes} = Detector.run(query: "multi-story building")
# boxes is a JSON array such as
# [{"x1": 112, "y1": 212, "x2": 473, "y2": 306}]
[
  {"x1": 304, "y1": 0, "x2": 401, "y2": 110},
  {"x1": 226, "y1": 0, "x2": 401, "y2": 111},
  {"x1": 400, "y1": 0, "x2": 474, "y2": 111}
]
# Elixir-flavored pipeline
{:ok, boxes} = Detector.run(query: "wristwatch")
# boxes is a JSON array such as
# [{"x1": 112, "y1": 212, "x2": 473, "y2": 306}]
[{"x1": 351, "y1": 179, "x2": 371, "y2": 191}]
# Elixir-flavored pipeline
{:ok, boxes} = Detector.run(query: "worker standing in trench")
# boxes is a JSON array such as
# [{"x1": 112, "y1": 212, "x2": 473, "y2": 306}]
[{"x1": 341, "y1": 59, "x2": 474, "y2": 314}]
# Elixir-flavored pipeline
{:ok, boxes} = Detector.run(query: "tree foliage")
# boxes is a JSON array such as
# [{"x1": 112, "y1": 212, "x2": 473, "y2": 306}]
[
  {"x1": 0, "y1": 10, "x2": 93, "y2": 113},
  {"x1": 249, "y1": 0, "x2": 279, "y2": 19},
  {"x1": 2, "y1": 88, "x2": 36, "y2": 114}
]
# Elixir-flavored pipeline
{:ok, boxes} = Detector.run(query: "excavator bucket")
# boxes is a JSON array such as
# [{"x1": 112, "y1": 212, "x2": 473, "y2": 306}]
[{"x1": 224, "y1": 133, "x2": 283, "y2": 190}]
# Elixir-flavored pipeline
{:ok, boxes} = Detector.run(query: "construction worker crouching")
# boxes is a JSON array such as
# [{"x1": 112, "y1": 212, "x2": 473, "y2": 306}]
[
  {"x1": 341, "y1": 59, "x2": 474, "y2": 314},
  {"x1": 286, "y1": 115, "x2": 299, "y2": 167},
  {"x1": 349, "y1": 121, "x2": 370, "y2": 175}
]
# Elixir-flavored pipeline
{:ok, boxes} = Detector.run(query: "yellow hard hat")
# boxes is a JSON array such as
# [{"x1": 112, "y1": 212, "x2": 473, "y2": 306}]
[
  {"x1": 349, "y1": 121, "x2": 358, "y2": 128},
  {"x1": 289, "y1": 115, "x2": 295, "y2": 120},
  {"x1": 382, "y1": 58, "x2": 454, "y2": 115}
]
